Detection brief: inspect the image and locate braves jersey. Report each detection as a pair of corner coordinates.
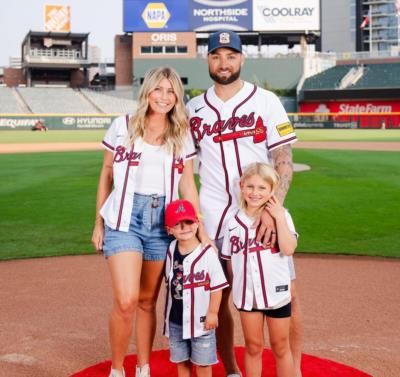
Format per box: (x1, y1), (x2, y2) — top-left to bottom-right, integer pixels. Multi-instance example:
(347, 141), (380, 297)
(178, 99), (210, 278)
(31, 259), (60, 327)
(221, 209), (297, 311)
(187, 82), (297, 240)
(100, 115), (196, 232)
(164, 241), (229, 339)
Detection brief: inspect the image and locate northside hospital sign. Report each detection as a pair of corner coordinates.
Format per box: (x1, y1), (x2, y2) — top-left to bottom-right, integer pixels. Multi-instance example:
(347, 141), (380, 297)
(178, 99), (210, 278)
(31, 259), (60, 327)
(123, 0), (320, 32)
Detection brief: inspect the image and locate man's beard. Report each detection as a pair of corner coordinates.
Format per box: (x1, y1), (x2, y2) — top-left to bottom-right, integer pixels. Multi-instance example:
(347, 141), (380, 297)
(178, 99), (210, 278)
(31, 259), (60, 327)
(209, 68), (241, 85)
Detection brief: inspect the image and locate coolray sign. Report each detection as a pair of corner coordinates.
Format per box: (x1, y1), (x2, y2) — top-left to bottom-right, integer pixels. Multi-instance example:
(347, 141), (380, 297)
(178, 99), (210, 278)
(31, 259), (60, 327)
(189, 0), (252, 31)
(253, 0), (320, 32)
(123, 0), (189, 31)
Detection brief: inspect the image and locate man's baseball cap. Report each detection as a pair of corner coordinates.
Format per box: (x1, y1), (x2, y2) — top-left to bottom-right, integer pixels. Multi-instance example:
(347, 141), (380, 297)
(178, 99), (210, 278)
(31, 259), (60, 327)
(165, 199), (198, 228)
(208, 30), (242, 54)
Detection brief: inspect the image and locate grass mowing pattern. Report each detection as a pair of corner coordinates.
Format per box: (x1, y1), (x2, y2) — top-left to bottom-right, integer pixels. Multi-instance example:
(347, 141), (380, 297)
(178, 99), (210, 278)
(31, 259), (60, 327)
(0, 130), (104, 143)
(1, 129), (400, 144)
(295, 129), (400, 142)
(0, 151), (102, 259)
(0, 150), (399, 260)
(289, 149), (400, 257)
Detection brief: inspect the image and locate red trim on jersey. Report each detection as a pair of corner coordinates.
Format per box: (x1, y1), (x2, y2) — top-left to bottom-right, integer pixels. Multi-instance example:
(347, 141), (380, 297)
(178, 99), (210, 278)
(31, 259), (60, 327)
(163, 246), (173, 335)
(235, 215), (248, 310)
(210, 282), (229, 291)
(102, 140), (115, 151)
(204, 92), (232, 240)
(116, 116), (133, 230)
(232, 84), (257, 177)
(189, 245), (211, 338)
(185, 151), (197, 159)
(256, 249), (269, 308)
(170, 150), (176, 204)
(268, 136), (297, 151)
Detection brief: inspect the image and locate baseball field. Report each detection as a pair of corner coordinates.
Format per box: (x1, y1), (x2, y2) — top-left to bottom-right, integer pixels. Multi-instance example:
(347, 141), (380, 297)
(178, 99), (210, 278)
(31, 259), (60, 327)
(1, 128), (399, 377)
(0, 129), (399, 260)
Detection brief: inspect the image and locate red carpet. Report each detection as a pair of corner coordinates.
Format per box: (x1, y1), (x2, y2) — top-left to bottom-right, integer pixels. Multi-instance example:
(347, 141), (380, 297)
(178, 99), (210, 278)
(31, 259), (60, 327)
(71, 347), (372, 377)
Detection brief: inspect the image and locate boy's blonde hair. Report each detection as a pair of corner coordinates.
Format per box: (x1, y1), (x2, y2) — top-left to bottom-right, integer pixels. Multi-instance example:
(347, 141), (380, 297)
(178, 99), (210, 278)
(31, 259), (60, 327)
(239, 162), (280, 213)
(127, 66), (188, 155)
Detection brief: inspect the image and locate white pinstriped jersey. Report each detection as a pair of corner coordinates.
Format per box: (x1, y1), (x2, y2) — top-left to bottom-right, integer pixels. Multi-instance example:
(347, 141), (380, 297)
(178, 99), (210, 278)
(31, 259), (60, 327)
(100, 115), (196, 232)
(221, 210), (297, 311)
(164, 241), (229, 339)
(187, 82), (297, 240)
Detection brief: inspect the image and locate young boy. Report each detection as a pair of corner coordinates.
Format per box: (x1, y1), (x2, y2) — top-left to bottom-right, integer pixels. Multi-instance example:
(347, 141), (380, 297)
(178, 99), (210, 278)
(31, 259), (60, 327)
(164, 199), (229, 377)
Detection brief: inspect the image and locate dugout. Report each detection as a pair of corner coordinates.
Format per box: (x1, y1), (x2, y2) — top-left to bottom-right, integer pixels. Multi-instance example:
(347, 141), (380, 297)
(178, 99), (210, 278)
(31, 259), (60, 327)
(21, 31), (90, 88)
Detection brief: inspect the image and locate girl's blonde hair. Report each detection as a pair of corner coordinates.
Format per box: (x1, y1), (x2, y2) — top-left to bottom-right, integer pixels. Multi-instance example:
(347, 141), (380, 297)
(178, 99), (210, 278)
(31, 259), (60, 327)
(128, 66), (188, 155)
(239, 162), (280, 213)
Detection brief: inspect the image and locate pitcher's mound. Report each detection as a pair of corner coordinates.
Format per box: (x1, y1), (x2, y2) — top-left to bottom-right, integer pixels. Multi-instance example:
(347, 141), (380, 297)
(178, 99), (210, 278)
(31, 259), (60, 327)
(71, 347), (372, 377)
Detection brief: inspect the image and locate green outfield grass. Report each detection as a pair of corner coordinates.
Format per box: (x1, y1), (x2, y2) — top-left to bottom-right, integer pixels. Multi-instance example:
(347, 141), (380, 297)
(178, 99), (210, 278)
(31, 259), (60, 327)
(0, 149), (399, 260)
(1, 128), (400, 144)
(0, 130), (104, 143)
(295, 129), (400, 142)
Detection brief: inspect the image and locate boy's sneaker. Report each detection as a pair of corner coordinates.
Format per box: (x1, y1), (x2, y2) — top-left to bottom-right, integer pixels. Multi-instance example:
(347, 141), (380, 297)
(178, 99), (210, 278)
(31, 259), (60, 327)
(135, 364), (150, 377)
(109, 368), (125, 377)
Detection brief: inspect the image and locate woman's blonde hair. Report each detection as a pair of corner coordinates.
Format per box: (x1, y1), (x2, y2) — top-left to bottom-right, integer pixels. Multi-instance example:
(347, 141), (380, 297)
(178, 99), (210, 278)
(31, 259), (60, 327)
(128, 66), (188, 155)
(239, 162), (280, 213)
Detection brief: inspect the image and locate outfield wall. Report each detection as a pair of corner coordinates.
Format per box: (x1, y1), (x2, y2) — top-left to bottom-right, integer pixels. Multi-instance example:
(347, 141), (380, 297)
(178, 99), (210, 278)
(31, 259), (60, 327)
(0, 115), (119, 130)
(1, 113), (400, 130)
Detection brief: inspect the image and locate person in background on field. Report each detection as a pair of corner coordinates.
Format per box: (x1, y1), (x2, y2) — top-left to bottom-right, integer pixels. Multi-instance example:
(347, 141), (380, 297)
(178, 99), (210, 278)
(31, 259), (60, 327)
(221, 162), (298, 377)
(186, 30), (303, 377)
(163, 199), (229, 377)
(91, 67), (209, 377)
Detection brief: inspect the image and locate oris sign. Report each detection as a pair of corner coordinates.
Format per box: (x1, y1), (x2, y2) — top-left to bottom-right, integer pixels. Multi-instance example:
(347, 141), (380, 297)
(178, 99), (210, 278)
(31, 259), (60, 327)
(253, 0), (320, 32)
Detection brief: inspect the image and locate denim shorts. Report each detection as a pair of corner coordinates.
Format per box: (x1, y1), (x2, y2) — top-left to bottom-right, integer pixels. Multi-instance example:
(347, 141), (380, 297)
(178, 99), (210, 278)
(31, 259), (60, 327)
(168, 322), (218, 366)
(103, 193), (173, 261)
(215, 238), (296, 280)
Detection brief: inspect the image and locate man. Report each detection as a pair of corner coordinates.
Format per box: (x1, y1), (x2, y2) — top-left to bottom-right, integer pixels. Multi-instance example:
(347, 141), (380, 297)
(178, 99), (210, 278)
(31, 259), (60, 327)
(187, 30), (303, 377)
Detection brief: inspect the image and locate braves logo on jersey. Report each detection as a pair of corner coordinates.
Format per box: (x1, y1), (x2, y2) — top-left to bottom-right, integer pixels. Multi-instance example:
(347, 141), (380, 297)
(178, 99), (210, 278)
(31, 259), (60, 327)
(190, 112), (266, 144)
(230, 235), (279, 254)
(173, 157), (184, 173)
(113, 145), (142, 165)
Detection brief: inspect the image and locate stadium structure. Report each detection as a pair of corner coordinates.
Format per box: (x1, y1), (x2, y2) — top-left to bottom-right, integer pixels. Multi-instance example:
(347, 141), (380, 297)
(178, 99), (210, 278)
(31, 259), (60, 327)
(1, 0), (400, 130)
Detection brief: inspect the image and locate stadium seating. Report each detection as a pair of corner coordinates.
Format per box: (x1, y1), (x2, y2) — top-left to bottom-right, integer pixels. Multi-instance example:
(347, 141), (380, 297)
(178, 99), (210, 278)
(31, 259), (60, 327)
(17, 87), (100, 114)
(82, 89), (137, 114)
(301, 65), (355, 90)
(0, 87), (27, 113)
(353, 63), (400, 89)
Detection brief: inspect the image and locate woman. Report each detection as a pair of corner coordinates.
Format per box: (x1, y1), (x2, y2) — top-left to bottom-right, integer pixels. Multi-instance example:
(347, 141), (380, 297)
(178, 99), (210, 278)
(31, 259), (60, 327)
(91, 67), (206, 377)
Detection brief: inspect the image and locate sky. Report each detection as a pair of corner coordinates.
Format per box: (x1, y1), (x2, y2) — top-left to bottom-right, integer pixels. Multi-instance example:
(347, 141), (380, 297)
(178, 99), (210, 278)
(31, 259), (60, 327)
(0, 0), (122, 66)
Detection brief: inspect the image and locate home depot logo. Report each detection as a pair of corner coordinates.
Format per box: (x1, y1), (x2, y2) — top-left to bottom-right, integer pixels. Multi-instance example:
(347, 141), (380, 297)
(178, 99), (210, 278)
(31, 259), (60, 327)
(142, 2), (170, 28)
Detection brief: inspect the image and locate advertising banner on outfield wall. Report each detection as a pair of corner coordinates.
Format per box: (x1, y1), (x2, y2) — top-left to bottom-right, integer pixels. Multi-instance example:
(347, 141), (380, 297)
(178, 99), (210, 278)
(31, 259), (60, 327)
(189, 0), (252, 31)
(124, 0), (189, 32)
(0, 115), (117, 130)
(253, 0), (320, 32)
(297, 101), (400, 129)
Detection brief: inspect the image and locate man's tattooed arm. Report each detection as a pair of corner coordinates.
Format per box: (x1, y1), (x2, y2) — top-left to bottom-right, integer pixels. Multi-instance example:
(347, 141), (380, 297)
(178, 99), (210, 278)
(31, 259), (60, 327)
(270, 144), (294, 203)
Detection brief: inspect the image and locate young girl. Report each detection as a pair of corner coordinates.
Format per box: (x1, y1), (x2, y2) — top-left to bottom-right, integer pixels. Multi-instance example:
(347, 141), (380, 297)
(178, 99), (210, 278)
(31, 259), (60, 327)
(91, 67), (208, 377)
(221, 162), (298, 377)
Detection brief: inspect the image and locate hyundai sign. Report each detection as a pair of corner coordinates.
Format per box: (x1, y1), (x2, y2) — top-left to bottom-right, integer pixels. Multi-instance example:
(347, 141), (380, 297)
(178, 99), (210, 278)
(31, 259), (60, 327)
(124, 0), (189, 32)
(189, 0), (252, 31)
(253, 0), (320, 32)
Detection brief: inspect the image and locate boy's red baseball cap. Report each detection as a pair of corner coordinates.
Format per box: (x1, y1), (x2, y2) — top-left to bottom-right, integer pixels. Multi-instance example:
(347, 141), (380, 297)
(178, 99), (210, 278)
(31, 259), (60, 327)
(165, 200), (198, 228)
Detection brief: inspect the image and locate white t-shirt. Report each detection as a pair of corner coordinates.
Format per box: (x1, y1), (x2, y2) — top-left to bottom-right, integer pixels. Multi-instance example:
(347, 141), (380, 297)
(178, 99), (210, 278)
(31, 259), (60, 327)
(135, 142), (166, 195)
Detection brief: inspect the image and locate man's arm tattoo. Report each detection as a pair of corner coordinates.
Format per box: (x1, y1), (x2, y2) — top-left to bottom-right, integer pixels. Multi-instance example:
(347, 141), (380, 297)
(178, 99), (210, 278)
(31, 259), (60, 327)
(270, 144), (293, 203)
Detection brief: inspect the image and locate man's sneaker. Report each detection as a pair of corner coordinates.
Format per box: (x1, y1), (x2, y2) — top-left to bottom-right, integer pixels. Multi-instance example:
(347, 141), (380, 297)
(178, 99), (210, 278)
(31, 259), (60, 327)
(135, 364), (150, 377)
(109, 368), (125, 377)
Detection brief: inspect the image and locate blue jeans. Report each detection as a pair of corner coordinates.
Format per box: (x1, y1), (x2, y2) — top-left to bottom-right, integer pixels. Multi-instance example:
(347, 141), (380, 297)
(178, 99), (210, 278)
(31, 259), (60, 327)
(103, 193), (173, 261)
(168, 321), (218, 366)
